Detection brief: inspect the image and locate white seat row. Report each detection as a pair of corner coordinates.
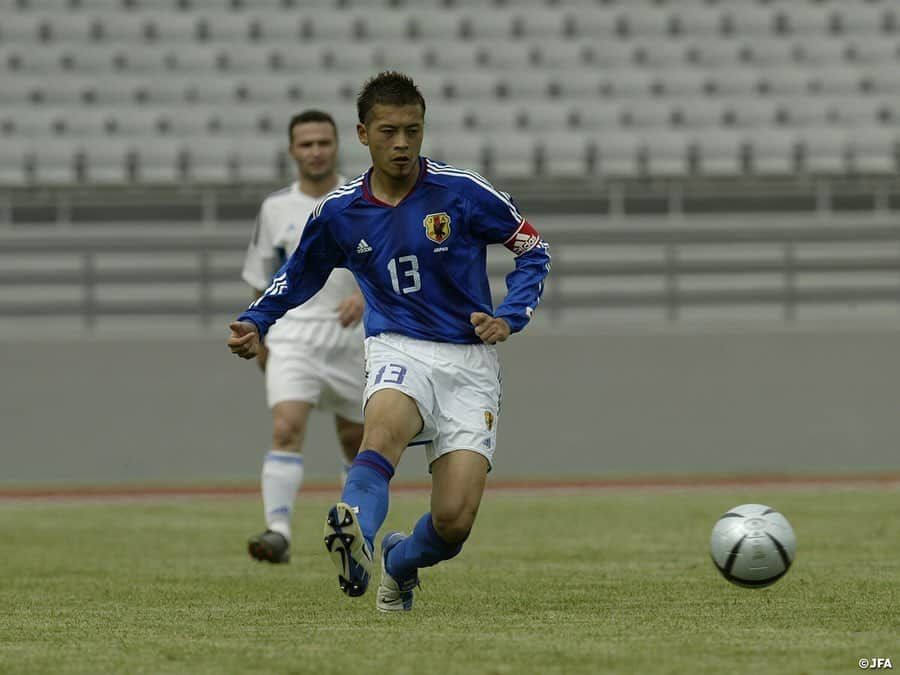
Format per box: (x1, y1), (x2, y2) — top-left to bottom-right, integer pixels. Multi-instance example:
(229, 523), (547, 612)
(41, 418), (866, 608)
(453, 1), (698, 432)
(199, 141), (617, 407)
(1, 129), (897, 188)
(1, 4), (898, 45)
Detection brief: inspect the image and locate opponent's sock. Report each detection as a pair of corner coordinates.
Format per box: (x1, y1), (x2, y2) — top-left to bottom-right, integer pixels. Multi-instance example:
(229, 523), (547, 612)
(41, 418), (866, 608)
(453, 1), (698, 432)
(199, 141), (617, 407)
(340, 449), (394, 551)
(386, 512), (465, 579)
(261, 450), (304, 540)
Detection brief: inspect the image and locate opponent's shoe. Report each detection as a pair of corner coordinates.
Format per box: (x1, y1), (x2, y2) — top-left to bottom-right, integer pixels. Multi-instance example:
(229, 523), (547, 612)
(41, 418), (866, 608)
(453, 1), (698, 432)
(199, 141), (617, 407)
(377, 531), (419, 612)
(323, 502), (372, 597)
(247, 530), (290, 564)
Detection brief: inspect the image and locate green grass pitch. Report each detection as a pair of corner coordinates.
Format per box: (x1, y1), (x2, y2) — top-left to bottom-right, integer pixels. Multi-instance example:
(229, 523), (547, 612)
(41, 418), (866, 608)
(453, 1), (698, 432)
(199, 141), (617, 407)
(1, 486), (897, 675)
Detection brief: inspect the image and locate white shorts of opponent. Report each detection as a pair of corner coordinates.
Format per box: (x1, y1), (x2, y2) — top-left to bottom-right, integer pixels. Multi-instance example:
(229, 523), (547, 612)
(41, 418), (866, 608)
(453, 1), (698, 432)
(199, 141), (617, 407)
(363, 332), (501, 471)
(265, 320), (365, 423)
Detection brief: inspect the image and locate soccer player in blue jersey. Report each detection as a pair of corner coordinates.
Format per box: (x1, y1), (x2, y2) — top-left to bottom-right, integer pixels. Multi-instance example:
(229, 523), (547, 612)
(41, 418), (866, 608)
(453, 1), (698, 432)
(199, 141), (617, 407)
(228, 71), (550, 612)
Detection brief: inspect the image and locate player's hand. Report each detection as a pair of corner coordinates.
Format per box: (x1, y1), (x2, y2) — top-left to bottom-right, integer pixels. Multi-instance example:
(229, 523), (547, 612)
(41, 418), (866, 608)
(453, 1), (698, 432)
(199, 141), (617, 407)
(470, 312), (511, 345)
(337, 292), (365, 327)
(228, 321), (260, 359)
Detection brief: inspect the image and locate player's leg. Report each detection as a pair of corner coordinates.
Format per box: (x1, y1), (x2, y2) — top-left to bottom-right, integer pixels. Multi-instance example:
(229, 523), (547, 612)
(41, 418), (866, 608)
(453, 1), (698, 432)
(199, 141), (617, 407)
(248, 400), (312, 563)
(334, 414), (363, 485)
(377, 450), (488, 611)
(324, 389), (422, 596)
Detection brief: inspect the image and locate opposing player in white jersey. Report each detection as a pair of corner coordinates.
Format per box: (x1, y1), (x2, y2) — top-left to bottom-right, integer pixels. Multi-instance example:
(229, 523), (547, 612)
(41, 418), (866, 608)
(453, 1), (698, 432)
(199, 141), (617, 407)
(241, 110), (365, 564)
(229, 72), (550, 610)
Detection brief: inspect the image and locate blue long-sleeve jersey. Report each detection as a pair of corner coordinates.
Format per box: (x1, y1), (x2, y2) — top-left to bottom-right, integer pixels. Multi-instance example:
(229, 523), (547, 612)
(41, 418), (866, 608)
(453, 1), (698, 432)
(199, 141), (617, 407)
(238, 158), (551, 345)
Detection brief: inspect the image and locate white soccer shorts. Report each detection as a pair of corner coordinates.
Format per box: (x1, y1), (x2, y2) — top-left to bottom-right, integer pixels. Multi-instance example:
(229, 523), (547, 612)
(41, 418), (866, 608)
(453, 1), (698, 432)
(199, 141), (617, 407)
(265, 322), (365, 423)
(363, 332), (501, 470)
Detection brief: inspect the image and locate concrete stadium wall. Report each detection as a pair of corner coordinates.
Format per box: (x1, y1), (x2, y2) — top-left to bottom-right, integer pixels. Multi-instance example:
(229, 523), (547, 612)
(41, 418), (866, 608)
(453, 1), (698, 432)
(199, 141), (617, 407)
(2, 322), (900, 486)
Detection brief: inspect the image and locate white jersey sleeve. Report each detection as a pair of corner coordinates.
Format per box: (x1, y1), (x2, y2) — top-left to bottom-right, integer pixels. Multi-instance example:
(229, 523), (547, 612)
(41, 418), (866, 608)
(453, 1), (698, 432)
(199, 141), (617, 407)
(241, 201), (278, 292)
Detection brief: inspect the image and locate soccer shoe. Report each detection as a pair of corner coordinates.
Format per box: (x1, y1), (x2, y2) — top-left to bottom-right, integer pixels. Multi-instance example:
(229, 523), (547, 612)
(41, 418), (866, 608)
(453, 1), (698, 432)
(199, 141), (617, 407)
(247, 530), (290, 564)
(323, 502), (373, 597)
(377, 531), (419, 612)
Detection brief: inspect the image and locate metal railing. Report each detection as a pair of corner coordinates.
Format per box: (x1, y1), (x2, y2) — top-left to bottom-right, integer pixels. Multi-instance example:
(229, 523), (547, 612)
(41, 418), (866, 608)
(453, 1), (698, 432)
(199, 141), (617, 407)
(2, 214), (900, 328)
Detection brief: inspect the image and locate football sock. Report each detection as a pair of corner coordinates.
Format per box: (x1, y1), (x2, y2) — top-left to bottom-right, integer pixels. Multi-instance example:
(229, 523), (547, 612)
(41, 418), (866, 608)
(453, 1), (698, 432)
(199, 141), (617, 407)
(261, 450), (304, 540)
(340, 460), (353, 487)
(386, 512), (465, 580)
(340, 449), (394, 552)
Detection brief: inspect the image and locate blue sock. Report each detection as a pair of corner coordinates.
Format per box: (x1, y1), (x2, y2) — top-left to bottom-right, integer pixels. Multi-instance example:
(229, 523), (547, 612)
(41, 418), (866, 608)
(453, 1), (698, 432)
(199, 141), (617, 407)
(340, 449), (394, 552)
(386, 512), (465, 579)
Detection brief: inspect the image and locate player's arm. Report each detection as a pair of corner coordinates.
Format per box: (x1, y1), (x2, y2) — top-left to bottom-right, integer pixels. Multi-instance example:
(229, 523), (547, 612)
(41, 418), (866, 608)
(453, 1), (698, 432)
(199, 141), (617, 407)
(229, 216), (346, 358)
(468, 188), (551, 338)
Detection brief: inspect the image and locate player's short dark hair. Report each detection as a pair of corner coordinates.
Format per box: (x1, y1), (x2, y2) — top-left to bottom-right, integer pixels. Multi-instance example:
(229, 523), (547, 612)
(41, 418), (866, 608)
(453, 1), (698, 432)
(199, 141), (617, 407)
(288, 110), (338, 143)
(357, 71), (426, 125)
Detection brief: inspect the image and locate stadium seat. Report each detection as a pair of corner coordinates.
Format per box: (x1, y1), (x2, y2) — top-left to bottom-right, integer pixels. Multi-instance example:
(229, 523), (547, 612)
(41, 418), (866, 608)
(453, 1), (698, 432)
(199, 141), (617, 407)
(867, 65), (900, 95)
(634, 40), (690, 69)
(536, 40), (593, 69)
(430, 136), (486, 175)
(229, 137), (282, 182)
(829, 98), (891, 127)
(799, 127), (849, 175)
(462, 9), (514, 42)
(656, 69), (710, 99)
(31, 138), (81, 185)
(776, 5), (833, 37)
(360, 10), (413, 41)
(339, 138), (372, 178)
(468, 104), (518, 131)
(615, 5), (674, 39)
(0, 12), (46, 44)
(59, 107), (110, 137)
(184, 143), (232, 183)
(106, 107), (167, 136)
(641, 130), (691, 177)
(812, 66), (867, 96)
(132, 138), (186, 183)
(722, 5), (777, 37)
(142, 11), (201, 43)
(778, 98), (830, 128)
(568, 7), (618, 40)
(253, 12), (304, 43)
(538, 130), (592, 178)
(792, 39), (849, 67)
(303, 12), (363, 43)
(166, 44), (225, 73)
(845, 37), (900, 65)
(706, 68), (761, 97)
(574, 101), (624, 130)
(445, 71), (498, 99)
(2, 107), (61, 136)
(498, 70), (554, 100)
(622, 101), (675, 130)
(481, 42), (535, 69)
(513, 9), (569, 41)
(760, 67), (811, 96)
(3, 45), (67, 73)
(220, 44), (276, 73)
(746, 129), (799, 175)
(686, 39), (742, 68)
(407, 9), (463, 41)
(91, 74), (143, 104)
(485, 132), (537, 179)
(831, 4), (889, 36)
(427, 43), (483, 71)
(520, 101), (575, 131)
(92, 12), (147, 42)
(692, 129), (745, 176)
(196, 11), (253, 42)
(674, 99), (726, 130)
(81, 139), (132, 184)
(422, 103), (467, 133)
(847, 127), (898, 175)
(163, 107), (213, 137)
(0, 138), (30, 186)
(323, 43), (382, 71)
(601, 69), (658, 99)
(594, 130), (641, 178)
(673, 6), (726, 38)
(382, 43), (427, 72)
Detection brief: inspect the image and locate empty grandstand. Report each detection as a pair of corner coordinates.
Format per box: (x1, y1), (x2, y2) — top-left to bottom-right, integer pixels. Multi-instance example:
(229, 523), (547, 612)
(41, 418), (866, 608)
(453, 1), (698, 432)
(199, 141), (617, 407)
(2, 0), (899, 328)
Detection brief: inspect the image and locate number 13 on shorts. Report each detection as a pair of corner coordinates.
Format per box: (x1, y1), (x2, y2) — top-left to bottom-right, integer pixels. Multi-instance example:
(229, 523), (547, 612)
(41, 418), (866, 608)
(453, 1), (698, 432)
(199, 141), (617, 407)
(373, 363), (408, 385)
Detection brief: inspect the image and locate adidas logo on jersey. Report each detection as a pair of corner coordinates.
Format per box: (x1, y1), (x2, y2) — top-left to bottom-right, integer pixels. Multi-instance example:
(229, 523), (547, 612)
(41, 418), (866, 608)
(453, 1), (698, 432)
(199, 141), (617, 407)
(356, 239), (373, 254)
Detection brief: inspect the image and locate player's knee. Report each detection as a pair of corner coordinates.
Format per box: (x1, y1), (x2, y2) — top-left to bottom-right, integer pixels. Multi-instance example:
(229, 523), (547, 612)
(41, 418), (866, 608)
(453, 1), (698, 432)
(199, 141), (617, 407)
(431, 506), (475, 544)
(272, 415), (305, 450)
(360, 423), (407, 455)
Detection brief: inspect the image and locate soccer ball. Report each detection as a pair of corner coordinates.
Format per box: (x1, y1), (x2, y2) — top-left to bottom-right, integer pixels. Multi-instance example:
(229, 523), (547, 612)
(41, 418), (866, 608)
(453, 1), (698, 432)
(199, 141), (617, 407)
(709, 503), (796, 588)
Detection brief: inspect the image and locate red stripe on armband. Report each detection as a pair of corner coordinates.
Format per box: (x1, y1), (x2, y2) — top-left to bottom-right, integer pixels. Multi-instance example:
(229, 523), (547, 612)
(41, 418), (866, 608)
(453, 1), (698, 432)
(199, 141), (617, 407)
(503, 220), (541, 256)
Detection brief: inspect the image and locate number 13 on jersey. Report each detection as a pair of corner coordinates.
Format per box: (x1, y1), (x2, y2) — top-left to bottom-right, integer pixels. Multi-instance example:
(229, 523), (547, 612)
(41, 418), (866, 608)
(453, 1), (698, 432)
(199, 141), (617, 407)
(388, 255), (421, 295)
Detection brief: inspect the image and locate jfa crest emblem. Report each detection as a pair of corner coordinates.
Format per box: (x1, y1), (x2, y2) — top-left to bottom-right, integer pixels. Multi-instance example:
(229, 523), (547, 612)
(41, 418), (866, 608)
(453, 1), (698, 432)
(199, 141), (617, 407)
(423, 212), (451, 244)
(484, 411), (494, 431)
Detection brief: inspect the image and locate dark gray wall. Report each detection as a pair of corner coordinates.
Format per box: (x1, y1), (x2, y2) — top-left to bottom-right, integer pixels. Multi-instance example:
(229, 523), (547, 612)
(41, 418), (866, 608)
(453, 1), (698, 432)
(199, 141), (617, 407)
(2, 323), (899, 485)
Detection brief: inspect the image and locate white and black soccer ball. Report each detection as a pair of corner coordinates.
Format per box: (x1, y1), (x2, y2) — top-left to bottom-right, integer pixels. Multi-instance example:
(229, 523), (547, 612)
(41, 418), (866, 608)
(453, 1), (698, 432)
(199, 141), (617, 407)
(709, 503), (796, 588)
